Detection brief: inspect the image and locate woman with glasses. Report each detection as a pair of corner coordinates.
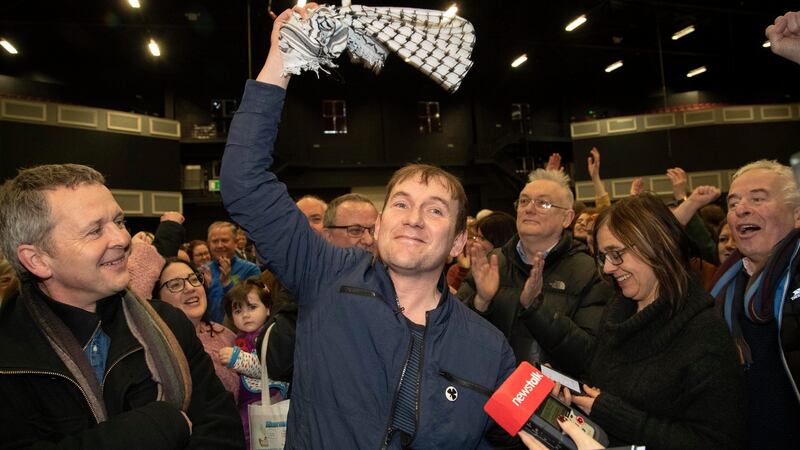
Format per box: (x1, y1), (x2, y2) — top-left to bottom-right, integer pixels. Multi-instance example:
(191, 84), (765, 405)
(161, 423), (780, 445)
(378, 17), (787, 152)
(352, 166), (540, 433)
(520, 193), (744, 449)
(154, 258), (239, 401)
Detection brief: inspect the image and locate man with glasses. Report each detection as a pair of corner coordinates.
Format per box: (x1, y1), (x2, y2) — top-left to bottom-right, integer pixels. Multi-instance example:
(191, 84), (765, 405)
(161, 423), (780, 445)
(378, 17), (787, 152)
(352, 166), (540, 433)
(0, 164), (243, 448)
(459, 169), (609, 365)
(323, 193), (378, 253)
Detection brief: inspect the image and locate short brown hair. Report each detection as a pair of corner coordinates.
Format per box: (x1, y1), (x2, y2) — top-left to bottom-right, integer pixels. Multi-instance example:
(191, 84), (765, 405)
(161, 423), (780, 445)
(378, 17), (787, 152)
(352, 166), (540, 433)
(0, 164), (105, 276)
(383, 164), (468, 235)
(593, 193), (691, 314)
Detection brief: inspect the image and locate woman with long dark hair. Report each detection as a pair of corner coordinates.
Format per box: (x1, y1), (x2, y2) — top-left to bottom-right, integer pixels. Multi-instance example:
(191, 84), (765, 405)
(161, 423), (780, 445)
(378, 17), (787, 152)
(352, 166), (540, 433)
(520, 193), (744, 449)
(155, 258), (239, 401)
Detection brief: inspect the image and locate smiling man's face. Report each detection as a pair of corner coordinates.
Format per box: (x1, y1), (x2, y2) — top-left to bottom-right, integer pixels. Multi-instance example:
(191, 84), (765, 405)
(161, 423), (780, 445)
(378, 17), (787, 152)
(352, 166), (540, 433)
(727, 168), (800, 269)
(375, 175), (465, 277)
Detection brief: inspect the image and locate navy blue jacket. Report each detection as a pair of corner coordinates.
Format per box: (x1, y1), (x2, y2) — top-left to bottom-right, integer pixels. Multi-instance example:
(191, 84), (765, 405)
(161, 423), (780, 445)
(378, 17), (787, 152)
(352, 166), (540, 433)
(221, 80), (515, 449)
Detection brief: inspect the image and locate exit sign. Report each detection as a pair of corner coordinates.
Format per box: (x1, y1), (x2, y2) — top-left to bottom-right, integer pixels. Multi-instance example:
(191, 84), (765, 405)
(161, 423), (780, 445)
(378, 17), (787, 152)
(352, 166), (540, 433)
(208, 179), (221, 192)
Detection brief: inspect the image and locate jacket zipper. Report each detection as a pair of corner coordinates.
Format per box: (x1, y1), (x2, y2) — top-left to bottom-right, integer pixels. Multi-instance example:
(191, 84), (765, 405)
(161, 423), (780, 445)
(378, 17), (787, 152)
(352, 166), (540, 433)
(0, 369), (101, 422)
(82, 321), (102, 352)
(101, 347), (143, 388)
(340, 285), (384, 300)
(379, 327), (414, 449)
(439, 371), (493, 398)
(410, 311), (430, 445)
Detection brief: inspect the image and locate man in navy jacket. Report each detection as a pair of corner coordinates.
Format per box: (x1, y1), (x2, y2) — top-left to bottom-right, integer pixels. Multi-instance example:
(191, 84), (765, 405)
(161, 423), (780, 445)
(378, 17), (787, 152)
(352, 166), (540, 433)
(220, 6), (515, 448)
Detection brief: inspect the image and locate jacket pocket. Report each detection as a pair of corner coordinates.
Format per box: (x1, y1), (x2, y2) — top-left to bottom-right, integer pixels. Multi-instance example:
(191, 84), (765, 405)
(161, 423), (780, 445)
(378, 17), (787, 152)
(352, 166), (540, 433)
(439, 370), (493, 397)
(339, 285), (384, 300)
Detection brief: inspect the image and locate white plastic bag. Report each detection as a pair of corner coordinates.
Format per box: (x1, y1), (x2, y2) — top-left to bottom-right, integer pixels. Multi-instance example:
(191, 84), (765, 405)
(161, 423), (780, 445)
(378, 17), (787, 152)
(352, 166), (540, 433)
(248, 323), (290, 450)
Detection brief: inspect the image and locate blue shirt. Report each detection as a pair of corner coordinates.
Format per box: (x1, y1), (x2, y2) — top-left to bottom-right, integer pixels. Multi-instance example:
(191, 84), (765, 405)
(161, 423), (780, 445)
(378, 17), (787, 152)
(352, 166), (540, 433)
(207, 255), (261, 323)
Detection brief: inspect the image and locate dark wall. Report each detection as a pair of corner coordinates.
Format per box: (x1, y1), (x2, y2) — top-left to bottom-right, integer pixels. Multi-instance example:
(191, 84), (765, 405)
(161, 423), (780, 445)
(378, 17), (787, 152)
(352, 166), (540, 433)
(571, 121), (800, 181)
(0, 121), (180, 190)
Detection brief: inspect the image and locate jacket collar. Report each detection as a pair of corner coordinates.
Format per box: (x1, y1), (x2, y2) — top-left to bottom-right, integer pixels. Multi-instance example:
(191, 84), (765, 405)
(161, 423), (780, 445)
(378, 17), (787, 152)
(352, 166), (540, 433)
(372, 258), (454, 329)
(0, 282), (142, 373)
(505, 231), (580, 272)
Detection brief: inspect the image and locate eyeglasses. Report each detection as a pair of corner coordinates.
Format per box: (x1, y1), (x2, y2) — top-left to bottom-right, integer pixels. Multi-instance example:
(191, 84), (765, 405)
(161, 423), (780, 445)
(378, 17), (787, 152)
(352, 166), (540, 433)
(597, 247), (628, 266)
(515, 198), (568, 211)
(326, 224), (375, 238)
(159, 272), (204, 293)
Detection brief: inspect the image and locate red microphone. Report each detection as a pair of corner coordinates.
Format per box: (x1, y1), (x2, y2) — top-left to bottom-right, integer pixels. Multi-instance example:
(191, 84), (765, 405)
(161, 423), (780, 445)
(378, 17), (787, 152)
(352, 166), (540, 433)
(484, 361), (555, 436)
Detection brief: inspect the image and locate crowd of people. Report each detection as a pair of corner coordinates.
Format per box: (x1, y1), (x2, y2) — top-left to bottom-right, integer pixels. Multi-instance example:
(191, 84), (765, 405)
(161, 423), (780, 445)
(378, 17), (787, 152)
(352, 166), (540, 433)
(0, 5), (799, 450)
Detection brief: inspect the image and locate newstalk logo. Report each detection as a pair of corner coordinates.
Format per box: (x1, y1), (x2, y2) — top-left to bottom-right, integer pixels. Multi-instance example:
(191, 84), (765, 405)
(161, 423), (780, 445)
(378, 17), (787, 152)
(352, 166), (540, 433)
(511, 370), (545, 406)
(483, 362), (556, 435)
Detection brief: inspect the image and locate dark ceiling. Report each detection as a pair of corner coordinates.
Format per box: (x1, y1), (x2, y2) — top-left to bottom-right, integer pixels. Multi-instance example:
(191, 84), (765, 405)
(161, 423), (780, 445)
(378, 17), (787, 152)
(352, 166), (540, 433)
(1, 0), (798, 119)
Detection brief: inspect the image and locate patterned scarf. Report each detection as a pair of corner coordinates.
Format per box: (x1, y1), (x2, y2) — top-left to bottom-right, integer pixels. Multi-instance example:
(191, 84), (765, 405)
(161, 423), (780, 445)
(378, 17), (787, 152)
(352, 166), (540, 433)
(710, 228), (800, 363)
(279, 4), (476, 93)
(25, 285), (192, 422)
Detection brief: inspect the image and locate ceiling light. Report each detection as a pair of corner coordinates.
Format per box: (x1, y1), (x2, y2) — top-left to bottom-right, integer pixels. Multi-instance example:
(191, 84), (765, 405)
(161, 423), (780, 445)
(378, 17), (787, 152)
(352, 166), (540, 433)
(605, 60), (623, 73)
(671, 25), (695, 40)
(511, 54), (527, 68)
(444, 4), (458, 18)
(128, 0), (141, 8)
(763, 40), (771, 48)
(686, 66), (706, 78)
(0, 39), (18, 55)
(565, 15), (587, 32)
(148, 39), (161, 57)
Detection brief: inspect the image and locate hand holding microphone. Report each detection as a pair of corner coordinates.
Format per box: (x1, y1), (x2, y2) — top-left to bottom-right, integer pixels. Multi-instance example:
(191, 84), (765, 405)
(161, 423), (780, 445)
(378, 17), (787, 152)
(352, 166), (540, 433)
(484, 362), (608, 450)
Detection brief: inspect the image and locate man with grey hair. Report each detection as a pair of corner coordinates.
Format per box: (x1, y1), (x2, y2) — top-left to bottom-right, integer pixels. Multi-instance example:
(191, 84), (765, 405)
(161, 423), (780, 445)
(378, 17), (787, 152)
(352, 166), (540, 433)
(322, 193), (378, 253)
(206, 220), (260, 323)
(0, 164), (242, 448)
(296, 195), (327, 234)
(710, 159), (800, 448)
(459, 168), (609, 366)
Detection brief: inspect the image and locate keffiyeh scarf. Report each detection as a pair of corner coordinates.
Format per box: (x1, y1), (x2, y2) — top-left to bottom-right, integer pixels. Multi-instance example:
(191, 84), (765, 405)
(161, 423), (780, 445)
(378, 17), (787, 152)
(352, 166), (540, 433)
(279, 4), (476, 92)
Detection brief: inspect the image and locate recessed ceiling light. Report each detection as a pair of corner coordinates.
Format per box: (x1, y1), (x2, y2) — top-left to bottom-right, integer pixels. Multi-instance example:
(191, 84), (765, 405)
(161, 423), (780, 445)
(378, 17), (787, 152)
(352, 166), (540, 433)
(686, 66), (706, 78)
(565, 14), (587, 32)
(148, 39), (161, 57)
(672, 25), (695, 40)
(128, 0), (141, 8)
(0, 39), (18, 55)
(605, 60), (623, 73)
(511, 54), (527, 68)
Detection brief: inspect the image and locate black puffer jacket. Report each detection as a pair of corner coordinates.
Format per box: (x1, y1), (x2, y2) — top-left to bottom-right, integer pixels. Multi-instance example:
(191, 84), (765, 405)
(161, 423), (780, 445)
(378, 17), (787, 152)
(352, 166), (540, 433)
(0, 283), (243, 450)
(520, 280), (745, 450)
(458, 232), (609, 365)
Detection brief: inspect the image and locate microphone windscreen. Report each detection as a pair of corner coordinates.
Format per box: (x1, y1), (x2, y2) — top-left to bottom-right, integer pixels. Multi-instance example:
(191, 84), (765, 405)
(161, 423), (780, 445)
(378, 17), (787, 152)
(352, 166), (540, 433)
(484, 362), (555, 436)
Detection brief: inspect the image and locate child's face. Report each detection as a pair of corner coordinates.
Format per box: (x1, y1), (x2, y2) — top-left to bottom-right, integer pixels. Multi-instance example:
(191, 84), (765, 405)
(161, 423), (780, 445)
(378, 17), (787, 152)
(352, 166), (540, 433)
(232, 289), (270, 333)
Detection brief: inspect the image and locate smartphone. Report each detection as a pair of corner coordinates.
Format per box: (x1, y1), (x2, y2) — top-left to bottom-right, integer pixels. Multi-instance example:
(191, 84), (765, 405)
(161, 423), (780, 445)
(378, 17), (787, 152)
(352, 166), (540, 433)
(524, 394), (609, 450)
(540, 365), (584, 395)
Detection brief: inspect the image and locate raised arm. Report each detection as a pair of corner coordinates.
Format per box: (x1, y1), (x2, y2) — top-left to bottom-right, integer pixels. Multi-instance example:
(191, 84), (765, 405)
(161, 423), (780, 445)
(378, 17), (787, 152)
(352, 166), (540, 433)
(588, 148), (609, 210)
(220, 3), (341, 303)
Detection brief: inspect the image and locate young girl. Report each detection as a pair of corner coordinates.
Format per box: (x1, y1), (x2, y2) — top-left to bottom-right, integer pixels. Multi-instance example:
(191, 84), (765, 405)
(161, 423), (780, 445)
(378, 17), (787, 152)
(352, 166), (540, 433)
(218, 278), (288, 449)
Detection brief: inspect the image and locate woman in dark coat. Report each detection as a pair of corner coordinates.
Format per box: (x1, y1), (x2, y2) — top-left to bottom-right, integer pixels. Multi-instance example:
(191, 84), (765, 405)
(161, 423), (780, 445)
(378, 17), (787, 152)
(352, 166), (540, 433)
(520, 193), (745, 450)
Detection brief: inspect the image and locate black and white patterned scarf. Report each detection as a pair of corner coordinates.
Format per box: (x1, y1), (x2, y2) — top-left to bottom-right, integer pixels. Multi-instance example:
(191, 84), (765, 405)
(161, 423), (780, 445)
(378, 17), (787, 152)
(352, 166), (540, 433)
(279, 4), (476, 93)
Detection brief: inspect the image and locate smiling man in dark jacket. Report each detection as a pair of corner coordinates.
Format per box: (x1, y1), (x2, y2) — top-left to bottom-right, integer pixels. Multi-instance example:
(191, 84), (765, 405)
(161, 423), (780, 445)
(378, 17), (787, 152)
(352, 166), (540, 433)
(0, 164), (243, 449)
(220, 6), (515, 449)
